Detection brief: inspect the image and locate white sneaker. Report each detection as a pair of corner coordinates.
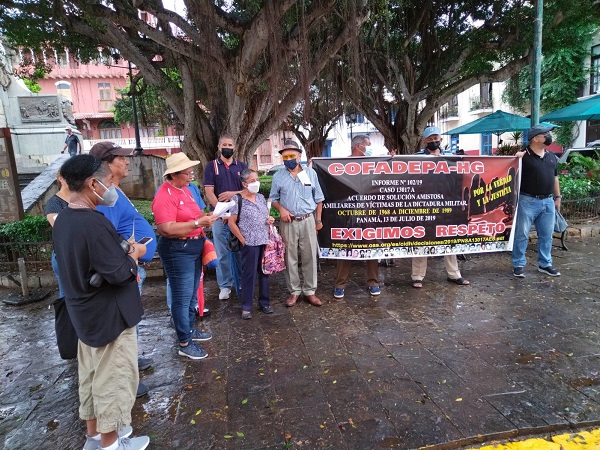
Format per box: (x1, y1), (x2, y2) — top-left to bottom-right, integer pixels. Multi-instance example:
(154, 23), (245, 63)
(102, 436), (150, 450)
(219, 287), (231, 300)
(83, 426), (133, 450)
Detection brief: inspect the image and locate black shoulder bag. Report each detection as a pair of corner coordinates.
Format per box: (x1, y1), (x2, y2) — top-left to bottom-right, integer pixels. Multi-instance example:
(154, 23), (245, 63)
(227, 194), (243, 252)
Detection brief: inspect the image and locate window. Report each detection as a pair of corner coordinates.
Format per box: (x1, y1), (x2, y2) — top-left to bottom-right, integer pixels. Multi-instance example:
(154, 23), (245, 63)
(480, 83), (492, 109)
(98, 83), (112, 101)
(98, 120), (121, 140)
(140, 126), (159, 138)
(481, 133), (492, 156)
(56, 81), (72, 101)
(590, 45), (600, 95)
(259, 152), (272, 165)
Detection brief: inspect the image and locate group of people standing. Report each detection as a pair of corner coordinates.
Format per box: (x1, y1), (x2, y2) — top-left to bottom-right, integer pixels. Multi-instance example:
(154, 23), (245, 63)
(47, 120), (561, 450)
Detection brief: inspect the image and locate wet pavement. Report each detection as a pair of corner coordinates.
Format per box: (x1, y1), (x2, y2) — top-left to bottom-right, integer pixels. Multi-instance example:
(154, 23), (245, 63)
(2, 236), (600, 450)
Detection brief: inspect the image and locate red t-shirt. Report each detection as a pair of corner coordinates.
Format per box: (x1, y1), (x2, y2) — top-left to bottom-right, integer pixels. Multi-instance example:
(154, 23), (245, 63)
(152, 182), (204, 238)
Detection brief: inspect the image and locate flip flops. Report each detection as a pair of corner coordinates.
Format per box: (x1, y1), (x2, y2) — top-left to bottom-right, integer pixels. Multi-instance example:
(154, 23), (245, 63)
(447, 277), (470, 286)
(412, 280), (423, 289)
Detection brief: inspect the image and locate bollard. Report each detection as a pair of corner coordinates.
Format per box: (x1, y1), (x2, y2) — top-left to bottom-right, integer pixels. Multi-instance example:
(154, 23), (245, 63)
(17, 257), (29, 298)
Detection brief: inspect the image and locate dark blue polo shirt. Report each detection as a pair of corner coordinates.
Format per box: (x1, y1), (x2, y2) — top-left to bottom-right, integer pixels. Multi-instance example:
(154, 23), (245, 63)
(203, 158), (247, 209)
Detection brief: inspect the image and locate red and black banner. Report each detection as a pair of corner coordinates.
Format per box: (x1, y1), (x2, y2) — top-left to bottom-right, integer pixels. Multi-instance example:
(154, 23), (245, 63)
(312, 155), (521, 259)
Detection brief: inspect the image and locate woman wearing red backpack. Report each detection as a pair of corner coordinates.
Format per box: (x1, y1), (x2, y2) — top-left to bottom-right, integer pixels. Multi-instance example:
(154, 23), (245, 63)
(228, 169), (275, 319)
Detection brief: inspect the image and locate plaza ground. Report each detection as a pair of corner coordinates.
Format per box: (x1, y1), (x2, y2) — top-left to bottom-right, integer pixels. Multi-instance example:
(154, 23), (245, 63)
(2, 236), (600, 449)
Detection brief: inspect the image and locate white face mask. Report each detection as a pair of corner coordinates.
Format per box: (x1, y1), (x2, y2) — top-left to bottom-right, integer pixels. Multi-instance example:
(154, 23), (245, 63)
(247, 181), (260, 193)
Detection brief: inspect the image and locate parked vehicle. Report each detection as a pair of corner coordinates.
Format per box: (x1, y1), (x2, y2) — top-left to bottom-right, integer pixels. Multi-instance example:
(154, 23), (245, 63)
(265, 164), (285, 175)
(558, 148), (600, 164)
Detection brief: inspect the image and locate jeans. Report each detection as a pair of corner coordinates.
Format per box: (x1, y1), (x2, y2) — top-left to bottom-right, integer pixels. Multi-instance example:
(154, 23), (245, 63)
(212, 219), (241, 290)
(137, 265), (146, 295)
(157, 237), (204, 344)
(240, 244), (269, 312)
(136, 265), (146, 336)
(512, 195), (555, 269)
(51, 251), (64, 298)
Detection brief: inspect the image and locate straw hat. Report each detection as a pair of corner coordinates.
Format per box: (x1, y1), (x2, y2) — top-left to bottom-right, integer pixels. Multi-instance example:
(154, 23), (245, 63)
(163, 152), (200, 176)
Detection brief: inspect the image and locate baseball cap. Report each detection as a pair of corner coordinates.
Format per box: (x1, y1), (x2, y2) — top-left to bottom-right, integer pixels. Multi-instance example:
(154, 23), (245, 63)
(527, 124), (555, 142)
(89, 141), (132, 160)
(423, 126), (441, 138)
(279, 139), (302, 154)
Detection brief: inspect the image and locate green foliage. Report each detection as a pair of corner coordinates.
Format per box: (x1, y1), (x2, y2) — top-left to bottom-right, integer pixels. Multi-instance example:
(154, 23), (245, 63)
(496, 144), (521, 156)
(503, 11), (599, 147)
(0, 215), (52, 242)
(131, 200), (155, 226)
(23, 78), (41, 93)
(258, 175), (272, 199)
(558, 175), (597, 200)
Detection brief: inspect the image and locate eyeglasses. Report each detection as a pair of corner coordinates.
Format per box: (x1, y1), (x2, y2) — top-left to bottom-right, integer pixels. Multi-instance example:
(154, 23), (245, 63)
(179, 171), (195, 177)
(281, 154), (297, 161)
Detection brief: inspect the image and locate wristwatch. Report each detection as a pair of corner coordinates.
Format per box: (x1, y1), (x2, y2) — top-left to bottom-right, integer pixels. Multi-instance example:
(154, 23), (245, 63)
(194, 220), (199, 228)
(316, 220), (322, 224)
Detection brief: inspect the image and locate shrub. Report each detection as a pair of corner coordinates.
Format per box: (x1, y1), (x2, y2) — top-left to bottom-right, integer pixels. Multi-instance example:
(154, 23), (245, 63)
(558, 175), (597, 200)
(0, 215), (52, 242)
(131, 199), (155, 225)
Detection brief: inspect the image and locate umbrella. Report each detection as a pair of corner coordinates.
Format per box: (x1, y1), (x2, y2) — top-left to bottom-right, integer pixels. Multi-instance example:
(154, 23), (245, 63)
(540, 94), (600, 122)
(444, 110), (557, 137)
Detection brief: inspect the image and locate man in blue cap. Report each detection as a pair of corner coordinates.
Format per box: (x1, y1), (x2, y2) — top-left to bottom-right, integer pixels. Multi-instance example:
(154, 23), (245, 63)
(512, 125), (562, 278)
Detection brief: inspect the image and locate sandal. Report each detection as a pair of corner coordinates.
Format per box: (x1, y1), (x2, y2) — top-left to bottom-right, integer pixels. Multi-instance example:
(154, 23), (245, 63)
(447, 277), (470, 286)
(412, 280), (423, 289)
(241, 311), (252, 320)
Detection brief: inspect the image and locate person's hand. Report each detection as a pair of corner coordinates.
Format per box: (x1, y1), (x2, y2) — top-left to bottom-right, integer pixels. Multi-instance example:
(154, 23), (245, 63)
(130, 243), (147, 260)
(266, 216), (275, 225)
(279, 208), (292, 223)
(315, 220), (323, 231)
(515, 151), (525, 158)
(61, 150), (65, 154)
(554, 198), (561, 211)
(199, 215), (220, 227)
(240, 236), (246, 247)
(217, 191), (237, 202)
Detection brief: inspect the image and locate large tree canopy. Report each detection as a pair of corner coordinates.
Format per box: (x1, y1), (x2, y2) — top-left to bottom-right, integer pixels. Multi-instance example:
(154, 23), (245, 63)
(0, 0), (369, 165)
(345, 0), (600, 154)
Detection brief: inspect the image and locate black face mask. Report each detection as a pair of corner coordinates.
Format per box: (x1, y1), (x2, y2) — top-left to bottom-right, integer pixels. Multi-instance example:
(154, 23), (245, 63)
(543, 134), (553, 146)
(221, 148), (234, 159)
(426, 141), (441, 152)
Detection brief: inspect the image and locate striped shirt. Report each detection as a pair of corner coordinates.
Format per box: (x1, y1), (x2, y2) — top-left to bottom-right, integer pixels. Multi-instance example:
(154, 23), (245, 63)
(269, 166), (324, 216)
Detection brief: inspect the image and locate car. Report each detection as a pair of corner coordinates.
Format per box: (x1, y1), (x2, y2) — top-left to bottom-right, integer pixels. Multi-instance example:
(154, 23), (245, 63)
(265, 164), (285, 175)
(558, 148), (600, 164)
(586, 140), (600, 148)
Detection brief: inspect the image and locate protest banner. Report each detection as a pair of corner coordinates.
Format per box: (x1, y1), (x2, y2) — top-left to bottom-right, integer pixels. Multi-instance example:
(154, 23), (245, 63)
(311, 155), (521, 259)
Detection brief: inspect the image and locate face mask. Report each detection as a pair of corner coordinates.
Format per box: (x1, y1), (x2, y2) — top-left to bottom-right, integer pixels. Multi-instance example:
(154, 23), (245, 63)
(93, 180), (118, 207)
(284, 159), (298, 170)
(221, 148), (234, 159)
(543, 134), (553, 146)
(247, 181), (260, 193)
(364, 148), (373, 157)
(426, 141), (441, 152)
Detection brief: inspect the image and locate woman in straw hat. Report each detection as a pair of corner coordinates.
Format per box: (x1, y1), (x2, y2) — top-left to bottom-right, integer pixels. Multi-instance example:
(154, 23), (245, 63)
(152, 153), (219, 360)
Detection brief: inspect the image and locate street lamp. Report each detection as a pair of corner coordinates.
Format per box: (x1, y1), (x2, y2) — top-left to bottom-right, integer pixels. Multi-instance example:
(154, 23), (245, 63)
(346, 111), (358, 140)
(128, 61), (143, 155)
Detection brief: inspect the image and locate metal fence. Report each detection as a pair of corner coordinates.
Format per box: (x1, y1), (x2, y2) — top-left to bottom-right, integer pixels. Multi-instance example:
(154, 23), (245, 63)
(561, 196), (600, 223)
(0, 241), (53, 272)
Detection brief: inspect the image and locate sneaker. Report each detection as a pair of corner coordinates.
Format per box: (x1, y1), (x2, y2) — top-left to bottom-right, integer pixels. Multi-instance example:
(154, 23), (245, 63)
(333, 288), (345, 299)
(369, 286), (381, 296)
(513, 267), (525, 278)
(111, 436), (150, 450)
(219, 287), (231, 300)
(83, 426), (133, 450)
(178, 342), (208, 360)
(137, 357), (153, 371)
(136, 382), (149, 398)
(538, 266), (560, 277)
(190, 329), (212, 341)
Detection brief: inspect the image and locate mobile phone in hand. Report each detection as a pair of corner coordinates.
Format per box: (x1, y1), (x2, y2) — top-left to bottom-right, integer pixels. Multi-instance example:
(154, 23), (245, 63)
(137, 237), (153, 245)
